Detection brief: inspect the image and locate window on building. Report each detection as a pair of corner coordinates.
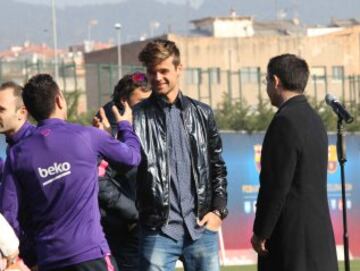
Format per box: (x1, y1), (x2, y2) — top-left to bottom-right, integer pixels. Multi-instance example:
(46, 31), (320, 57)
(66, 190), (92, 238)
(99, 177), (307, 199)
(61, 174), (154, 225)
(185, 68), (201, 85)
(240, 67), (259, 83)
(332, 66), (344, 81)
(209, 68), (221, 84)
(311, 66), (326, 83)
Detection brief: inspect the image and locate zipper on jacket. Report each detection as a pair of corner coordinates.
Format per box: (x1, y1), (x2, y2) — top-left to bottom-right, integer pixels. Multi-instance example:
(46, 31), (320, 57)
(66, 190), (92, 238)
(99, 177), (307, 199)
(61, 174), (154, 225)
(183, 110), (201, 220)
(189, 135), (200, 220)
(164, 109), (171, 226)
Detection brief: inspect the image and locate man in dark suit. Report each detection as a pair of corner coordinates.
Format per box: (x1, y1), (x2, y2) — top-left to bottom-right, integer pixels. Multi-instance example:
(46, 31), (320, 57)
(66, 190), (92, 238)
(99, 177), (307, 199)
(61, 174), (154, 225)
(251, 54), (338, 271)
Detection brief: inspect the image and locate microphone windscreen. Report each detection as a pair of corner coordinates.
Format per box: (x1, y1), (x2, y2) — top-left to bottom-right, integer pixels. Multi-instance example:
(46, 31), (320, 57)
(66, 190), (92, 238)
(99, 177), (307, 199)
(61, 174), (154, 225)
(325, 94), (336, 105)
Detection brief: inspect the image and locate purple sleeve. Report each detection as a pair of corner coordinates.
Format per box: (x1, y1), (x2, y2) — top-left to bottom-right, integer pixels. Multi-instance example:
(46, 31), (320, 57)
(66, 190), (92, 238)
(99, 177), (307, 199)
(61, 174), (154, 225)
(0, 156), (21, 236)
(93, 121), (141, 167)
(0, 158), (4, 180)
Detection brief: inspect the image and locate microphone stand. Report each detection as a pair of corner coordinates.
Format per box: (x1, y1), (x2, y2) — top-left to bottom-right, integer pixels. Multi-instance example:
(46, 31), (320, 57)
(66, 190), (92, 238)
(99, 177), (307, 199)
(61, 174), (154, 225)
(336, 117), (351, 271)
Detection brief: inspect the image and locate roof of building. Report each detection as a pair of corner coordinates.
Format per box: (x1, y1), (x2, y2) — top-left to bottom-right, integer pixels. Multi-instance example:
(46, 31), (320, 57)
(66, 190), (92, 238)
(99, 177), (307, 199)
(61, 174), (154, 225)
(0, 42), (62, 61)
(329, 18), (360, 27)
(253, 19), (306, 36)
(191, 15), (253, 25)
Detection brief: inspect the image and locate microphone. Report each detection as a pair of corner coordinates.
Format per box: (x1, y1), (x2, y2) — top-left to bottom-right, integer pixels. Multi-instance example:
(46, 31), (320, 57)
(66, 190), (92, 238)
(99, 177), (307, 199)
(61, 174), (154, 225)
(325, 94), (354, 123)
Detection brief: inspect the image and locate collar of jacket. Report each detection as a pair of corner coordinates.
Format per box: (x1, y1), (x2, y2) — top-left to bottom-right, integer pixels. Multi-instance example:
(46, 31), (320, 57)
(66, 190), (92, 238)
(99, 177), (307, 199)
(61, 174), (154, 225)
(150, 91), (189, 111)
(277, 94), (307, 113)
(5, 120), (33, 146)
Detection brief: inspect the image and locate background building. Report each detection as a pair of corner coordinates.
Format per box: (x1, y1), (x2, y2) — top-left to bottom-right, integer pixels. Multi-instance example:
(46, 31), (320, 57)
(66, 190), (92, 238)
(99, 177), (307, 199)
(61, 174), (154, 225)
(84, 13), (360, 112)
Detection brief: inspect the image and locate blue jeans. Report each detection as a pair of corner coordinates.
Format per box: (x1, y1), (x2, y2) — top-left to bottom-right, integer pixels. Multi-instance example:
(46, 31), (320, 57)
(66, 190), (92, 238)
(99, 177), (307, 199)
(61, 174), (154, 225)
(140, 228), (220, 271)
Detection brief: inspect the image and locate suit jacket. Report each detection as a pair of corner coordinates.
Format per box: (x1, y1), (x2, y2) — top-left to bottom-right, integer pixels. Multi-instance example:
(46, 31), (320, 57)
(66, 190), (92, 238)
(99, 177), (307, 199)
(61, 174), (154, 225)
(253, 95), (338, 271)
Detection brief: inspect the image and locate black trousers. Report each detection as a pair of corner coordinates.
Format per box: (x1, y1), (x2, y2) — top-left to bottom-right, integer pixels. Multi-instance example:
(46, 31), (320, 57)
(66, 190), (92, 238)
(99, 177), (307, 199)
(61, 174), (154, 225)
(105, 224), (140, 271)
(47, 255), (118, 271)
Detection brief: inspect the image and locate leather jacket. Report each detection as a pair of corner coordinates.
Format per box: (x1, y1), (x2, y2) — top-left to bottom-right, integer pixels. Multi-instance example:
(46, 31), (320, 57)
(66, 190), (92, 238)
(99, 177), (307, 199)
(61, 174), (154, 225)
(133, 92), (228, 228)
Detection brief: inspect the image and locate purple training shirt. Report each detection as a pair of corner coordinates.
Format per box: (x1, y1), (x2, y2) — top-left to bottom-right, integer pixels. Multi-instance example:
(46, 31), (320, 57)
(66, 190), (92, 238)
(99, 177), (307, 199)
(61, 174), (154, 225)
(0, 121), (35, 179)
(0, 118), (141, 270)
(6, 121), (35, 149)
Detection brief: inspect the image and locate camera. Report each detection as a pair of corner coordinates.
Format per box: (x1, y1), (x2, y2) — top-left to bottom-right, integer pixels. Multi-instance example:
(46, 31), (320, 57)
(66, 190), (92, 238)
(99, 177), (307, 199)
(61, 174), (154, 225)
(96, 101), (125, 137)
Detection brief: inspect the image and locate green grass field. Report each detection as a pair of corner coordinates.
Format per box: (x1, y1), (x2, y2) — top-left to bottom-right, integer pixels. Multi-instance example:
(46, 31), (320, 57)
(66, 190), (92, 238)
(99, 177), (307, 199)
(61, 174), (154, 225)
(176, 260), (360, 270)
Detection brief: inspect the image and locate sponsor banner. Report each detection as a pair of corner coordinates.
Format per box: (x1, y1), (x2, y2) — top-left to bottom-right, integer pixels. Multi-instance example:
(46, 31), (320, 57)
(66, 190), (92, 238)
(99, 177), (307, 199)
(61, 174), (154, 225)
(220, 132), (360, 264)
(1, 133), (359, 264)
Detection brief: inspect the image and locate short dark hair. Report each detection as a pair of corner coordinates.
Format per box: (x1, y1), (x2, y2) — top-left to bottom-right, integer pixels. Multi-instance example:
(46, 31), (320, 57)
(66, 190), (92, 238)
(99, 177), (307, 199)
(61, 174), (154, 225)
(138, 39), (180, 68)
(23, 74), (60, 121)
(0, 81), (23, 109)
(112, 72), (150, 103)
(267, 54), (309, 93)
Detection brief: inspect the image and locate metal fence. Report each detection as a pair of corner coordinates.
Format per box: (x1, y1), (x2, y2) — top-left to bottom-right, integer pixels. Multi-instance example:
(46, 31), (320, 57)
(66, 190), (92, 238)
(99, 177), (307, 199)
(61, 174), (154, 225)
(85, 64), (360, 111)
(0, 61), (80, 92)
(1, 61), (359, 112)
(84, 63), (145, 110)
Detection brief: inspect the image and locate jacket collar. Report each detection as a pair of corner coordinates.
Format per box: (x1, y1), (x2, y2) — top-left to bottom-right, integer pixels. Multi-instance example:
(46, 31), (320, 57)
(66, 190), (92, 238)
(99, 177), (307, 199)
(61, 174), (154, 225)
(6, 121), (34, 146)
(151, 91), (187, 111)
(38, 118), (66, 127)
(277, 94), (306, 113)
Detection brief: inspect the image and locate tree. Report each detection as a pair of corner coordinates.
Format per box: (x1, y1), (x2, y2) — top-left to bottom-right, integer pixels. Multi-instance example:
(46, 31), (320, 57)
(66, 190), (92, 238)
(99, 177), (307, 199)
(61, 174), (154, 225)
(215, 94), (275, 133)
(246, 95), (275, 133)
(215, 94), (252, 131)
(308, 97), (360, 132)
(64, 89), (95, 125)
(214, 94), (360, 133)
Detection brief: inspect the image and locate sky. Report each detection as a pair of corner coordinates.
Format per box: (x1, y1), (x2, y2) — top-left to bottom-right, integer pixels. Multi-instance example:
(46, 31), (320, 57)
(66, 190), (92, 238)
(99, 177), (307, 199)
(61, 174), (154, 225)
(16, 0), (202, 7)
(8, 0), (360, 48)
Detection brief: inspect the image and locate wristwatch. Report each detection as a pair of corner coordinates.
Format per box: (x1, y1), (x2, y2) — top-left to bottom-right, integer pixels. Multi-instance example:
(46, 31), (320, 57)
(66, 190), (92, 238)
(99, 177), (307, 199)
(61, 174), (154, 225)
(212, 208), (228, 220)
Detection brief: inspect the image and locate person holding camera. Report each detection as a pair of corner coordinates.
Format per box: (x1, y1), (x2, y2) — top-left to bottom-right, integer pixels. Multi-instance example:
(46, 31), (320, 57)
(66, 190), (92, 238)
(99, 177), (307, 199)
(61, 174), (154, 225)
(93, 72), (151, 271)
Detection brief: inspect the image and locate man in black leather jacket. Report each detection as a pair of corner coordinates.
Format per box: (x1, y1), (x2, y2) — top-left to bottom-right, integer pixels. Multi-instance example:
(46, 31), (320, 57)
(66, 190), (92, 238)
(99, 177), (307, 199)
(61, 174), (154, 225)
(134, 39), (228, 271)
(96, 73), (151, 271)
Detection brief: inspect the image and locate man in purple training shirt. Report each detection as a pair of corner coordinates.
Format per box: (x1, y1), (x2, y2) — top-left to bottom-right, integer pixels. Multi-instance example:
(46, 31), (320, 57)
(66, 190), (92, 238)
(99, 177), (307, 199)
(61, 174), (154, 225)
(0, 74), (141, 271)
(0, 81), (36, 268)
(0, 158), (3, 176)
(0, 81), (35, 171)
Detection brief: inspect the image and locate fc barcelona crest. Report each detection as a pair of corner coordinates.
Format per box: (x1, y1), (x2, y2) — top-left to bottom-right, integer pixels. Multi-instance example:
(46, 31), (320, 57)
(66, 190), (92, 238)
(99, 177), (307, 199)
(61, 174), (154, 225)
(254, 144), (262, 172)
(328, 145), (338, 173)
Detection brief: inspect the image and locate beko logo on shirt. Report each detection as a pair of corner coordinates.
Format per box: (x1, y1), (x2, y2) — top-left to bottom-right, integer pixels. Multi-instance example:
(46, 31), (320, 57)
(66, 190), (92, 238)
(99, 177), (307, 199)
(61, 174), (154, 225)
(38, 162), (71, 186)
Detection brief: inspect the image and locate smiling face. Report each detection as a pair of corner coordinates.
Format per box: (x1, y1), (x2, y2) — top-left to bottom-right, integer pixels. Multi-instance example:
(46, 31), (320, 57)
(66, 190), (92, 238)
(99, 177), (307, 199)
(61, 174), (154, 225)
(147, 56), (182, 102)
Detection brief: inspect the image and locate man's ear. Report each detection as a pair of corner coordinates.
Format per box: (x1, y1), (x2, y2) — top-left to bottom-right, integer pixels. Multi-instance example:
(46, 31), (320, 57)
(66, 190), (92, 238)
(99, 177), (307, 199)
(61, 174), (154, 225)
(55, 94), (65, 109)
(16, 105), (27, 120)
(273, 75), (282, 89)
